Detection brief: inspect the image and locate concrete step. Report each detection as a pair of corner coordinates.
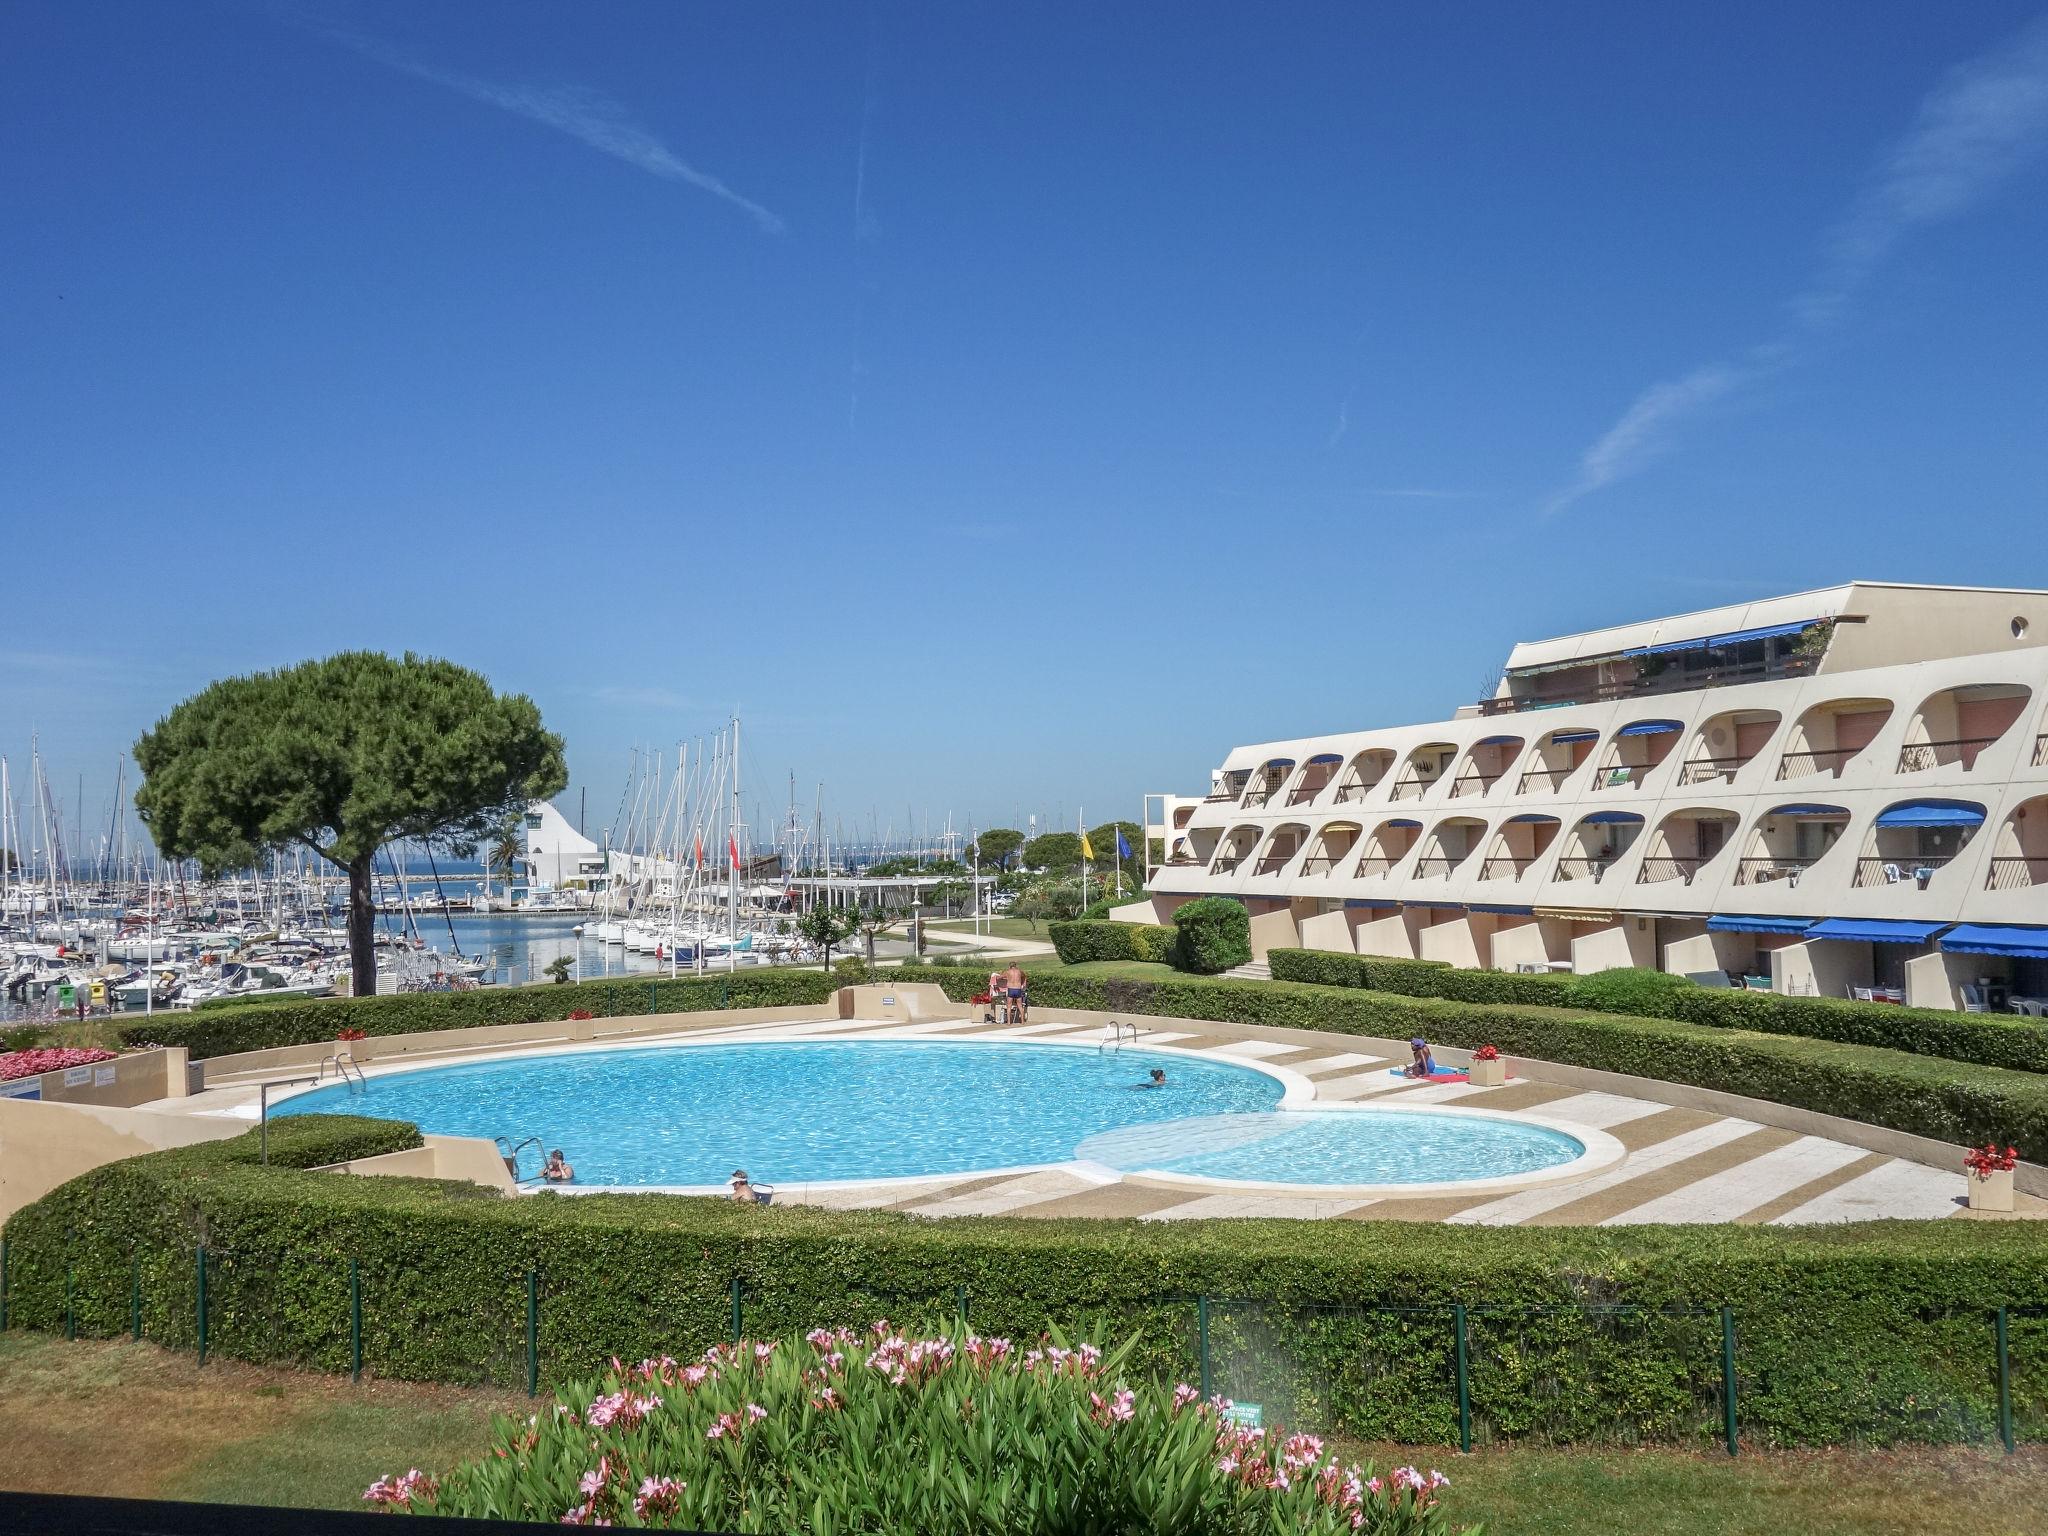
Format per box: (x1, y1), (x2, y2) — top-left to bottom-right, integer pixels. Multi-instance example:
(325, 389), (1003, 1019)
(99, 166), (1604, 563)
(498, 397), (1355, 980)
(1222, 961), (1272, 981)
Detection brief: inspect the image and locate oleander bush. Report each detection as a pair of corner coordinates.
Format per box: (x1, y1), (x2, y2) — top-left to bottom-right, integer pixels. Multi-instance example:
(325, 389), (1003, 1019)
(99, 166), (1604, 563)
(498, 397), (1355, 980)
(119, 971), (840, 1060)
(1171, 898), (1252, 975)
(1048, 920), (1180, 966)
(8, 1117), (2048, 1447)
(889, 964), (2048, 1157)
(371, 1329), (1464, 1532)
(1266, 951), (2048, 1075)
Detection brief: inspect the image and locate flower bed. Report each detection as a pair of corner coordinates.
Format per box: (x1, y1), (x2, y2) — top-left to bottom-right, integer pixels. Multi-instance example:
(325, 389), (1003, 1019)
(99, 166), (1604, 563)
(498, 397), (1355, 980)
(370, 1325), (1461, 1532)
(0, 1047), (117, 1083)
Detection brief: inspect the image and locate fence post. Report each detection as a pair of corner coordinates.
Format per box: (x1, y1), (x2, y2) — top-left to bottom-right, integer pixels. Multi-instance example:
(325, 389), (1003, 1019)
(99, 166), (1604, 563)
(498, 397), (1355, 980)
(196, 1247), (209, 1366)
(730, 1276), (744, 1344)
(526, 1270), (539, 1398)
(131, 1257), (141, 1341)
(1719, 1306), (1737, 1457)
(1197, 1295), (1212, 1401)
(350, 1259), (363, 1384)
(956, 1285), (970, 1326)
(64, 1263), (74, 1341)
(1453, 1303), (1472, 1454)
(648, 983), (656, 1014)
(1997, 1306), (2014, 1455)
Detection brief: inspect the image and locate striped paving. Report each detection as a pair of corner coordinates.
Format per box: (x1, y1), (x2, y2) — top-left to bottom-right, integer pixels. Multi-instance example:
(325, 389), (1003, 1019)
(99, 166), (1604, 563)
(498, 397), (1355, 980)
(1769, 1158), (1965, 1224)
(1444, 1118), (1765, 1226)
(1602, 1135), (1875, 1225)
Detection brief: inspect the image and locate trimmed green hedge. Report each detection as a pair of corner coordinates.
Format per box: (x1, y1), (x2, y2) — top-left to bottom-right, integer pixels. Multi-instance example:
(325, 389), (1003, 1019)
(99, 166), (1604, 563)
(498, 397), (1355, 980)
(6, 1117), (2047, 1447)
(1048, 919), (1179, 965)
(121, 971), (841, 1060)
(1172, 896), (1252, 974)
(1266, 951), (2048, 1075)
(889, 964), (2048, 1158)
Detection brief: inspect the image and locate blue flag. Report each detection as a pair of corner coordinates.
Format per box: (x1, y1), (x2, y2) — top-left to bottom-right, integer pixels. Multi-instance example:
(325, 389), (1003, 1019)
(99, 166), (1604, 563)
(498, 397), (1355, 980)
(1115, 830), (1133, 861)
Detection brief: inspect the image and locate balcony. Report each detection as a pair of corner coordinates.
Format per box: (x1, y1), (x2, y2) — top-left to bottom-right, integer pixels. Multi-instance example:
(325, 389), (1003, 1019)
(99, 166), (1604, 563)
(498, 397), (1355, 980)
(1253, 851), (1295, 875)
(1411, 857), (1460, 877)
(1517, 764), (1575, 793)
(1388, 779), (1430, 802)
(1354, 854), (1395, 877)
(1776, 746), (1866, 781)
(1298, 853), (1337, 875)
(1987, 856), (2046, 891)
(1897, 737), (1999, 774)
(1213, 852), (1247, 875)
(1852, 855), (1956, 890)
(1678, 756), (1744, 786)
(1447, 774), (1498, 799)
(2035, 734), (2048, 768)
(1478, 856), (1525, 881)
(1733, 856), (1814, 887)
(1553, 856), (1615, 884)
(1636, 856), (1702, 886)
(1479, 653), (1818, 716)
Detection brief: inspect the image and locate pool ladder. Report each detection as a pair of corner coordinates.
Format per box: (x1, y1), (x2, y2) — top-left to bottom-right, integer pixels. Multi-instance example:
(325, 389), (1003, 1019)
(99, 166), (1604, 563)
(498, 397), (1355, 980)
(318, 1052), (365, 1090)
(495, 1135), (550, 1185)
(1099, 1019), (1141, 1054)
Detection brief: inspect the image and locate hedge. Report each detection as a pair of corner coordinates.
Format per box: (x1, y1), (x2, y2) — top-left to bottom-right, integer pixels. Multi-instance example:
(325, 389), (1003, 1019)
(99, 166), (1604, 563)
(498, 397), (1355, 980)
(1266, 950), (2048, 1076)
(1171, 896), (1252, 974)
(6, 1116), (2048, 1447)
(1048, 919), (1179, 965)
(889, 965), (2048, 1159)
(120, 971), (841, 1060)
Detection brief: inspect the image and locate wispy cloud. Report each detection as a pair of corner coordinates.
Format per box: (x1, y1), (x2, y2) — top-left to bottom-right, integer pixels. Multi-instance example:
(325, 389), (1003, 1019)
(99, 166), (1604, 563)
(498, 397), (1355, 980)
(327, 30), (784, 233)
(1545, 15), (2048, 516)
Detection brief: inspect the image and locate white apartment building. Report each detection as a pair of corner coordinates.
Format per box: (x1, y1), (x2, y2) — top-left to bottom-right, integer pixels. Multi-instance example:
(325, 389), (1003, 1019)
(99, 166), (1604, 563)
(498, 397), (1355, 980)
(1133, 583), (2048, 1012)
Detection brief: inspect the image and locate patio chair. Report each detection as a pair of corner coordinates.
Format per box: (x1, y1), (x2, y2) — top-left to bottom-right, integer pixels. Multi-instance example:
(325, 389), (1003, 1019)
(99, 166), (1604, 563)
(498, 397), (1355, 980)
(1851, 986), (1873, 1003)
(1960, 985), (1988, 1014)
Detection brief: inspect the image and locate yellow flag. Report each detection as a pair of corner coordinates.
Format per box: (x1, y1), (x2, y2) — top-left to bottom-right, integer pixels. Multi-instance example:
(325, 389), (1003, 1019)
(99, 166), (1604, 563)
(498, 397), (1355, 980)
(1079, 831), (1096, 861)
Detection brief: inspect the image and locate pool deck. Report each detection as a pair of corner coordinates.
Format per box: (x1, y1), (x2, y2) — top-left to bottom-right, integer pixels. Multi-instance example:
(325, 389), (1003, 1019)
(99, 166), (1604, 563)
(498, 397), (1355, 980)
(152, 1004), (2047, 1225)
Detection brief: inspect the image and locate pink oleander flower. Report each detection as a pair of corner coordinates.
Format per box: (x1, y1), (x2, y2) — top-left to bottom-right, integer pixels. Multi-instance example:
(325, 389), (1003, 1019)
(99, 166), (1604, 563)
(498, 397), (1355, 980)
(578, 1456), (612, 1497)
(1214, 1455), (1240, 1477)
(1280, 1432), (1325, 1469)
(811, 1385), (840, 1411)
(753, 1342), (776, 1362)
(363, 1468), (437, 1508)
(634, 1476), (685, 1518)
(1108, 1388), (1134, 1422)
(683, 1363), (710, 1388)
(560, 1499), (611, 1526)
(746, 1402), (767, 1422)
(806, 1328), (837, 1350)
(1429, 1469), (1451, 1490)
(1171, 1382), (1202, 1412)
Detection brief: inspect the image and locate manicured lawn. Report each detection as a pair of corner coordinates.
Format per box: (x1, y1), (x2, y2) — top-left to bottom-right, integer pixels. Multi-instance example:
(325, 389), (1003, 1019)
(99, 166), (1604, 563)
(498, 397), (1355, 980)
(4, 1332), (2046, 1532)
(926, 916), (1057, 942)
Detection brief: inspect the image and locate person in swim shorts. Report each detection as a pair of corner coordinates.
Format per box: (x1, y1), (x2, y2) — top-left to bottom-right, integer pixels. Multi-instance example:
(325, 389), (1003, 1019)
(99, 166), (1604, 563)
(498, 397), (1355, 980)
(1003, 962), (1027, 1022)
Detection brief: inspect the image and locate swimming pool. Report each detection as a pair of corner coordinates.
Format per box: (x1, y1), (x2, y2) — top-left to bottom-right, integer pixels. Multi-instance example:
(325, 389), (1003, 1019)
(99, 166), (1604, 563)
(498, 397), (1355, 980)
(274, 1038), (1592, 1191)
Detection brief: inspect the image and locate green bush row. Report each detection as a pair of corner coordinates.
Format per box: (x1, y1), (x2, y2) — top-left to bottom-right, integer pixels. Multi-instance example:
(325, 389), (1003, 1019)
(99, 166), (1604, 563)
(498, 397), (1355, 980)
(121, 971), (841, 1060)
(1048, 919), (1180, 965)
(6, 1116), (2046, 1447)
(890, 964), (2048, 1157)
(1266, 950), (2048, 1075)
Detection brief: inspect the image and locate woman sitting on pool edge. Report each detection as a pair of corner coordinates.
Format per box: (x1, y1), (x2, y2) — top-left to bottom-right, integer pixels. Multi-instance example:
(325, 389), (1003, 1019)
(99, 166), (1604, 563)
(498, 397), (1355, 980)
(1403, 1038), (1437, 1079)
(729, 1169), (774, 1205)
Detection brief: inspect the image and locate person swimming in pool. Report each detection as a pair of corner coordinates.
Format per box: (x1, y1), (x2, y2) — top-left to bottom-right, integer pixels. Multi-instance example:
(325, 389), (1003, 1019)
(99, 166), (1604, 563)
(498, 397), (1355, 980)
(542, 1149), (574, 1183)
(1404, 1038), (1437, 1079)
(1131, 1067), (1168, 1089)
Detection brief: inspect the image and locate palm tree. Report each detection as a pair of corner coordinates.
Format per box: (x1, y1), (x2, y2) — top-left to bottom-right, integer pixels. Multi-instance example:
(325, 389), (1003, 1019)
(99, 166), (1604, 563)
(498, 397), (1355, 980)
(490, 823), (524, 897)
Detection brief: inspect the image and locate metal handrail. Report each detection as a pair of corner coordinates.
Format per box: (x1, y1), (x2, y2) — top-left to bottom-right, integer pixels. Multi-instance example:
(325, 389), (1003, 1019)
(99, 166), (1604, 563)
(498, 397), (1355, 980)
(2035, 733), (2048, 768)
(1447, 773), (1500, 798)
(1774, 746), (1860, 780)
(1678, 757), (1747, 785)
(1636, 856), (1700, 885)
(1517, 765), (1574, 792)
(1853, 854), (1955, 889)
(1477, 857), (1524, 881)
(1733, 856), (1813, 886)
(1212, 853), (1247, 874)
(1897, 737), (1998, 773)
(1353, 854), (1394, 877)
(1553, 856), (1614, 883)
(1388, 779), (1430, 801)
(1987, 856), (2046, 891)
(1252, 851), (1297, 875)
(1476, 654), (1820, 715)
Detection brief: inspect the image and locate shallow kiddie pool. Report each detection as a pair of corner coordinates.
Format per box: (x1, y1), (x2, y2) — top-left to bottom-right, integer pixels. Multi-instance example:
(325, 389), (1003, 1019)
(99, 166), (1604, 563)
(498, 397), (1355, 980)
(274, 1038), (1590, 1191)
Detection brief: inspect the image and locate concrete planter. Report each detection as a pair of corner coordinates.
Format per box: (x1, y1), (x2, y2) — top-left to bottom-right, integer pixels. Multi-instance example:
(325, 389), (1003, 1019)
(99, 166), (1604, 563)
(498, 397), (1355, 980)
(1968, 1167), (2015, 1213)
(1468, 1057), (1507, 1087)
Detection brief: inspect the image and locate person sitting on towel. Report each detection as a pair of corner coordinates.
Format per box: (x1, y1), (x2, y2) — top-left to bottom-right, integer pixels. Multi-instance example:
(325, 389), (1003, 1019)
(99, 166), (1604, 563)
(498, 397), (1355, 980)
(1404, 1038), (1437, 1079)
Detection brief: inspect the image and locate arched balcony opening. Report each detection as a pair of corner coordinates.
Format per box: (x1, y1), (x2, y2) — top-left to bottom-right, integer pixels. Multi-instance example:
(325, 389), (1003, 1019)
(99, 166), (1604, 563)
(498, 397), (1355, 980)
(1987, 796), (2048, 891)
(1449, 735), (1524, 799)
(1253, 822), (1311, 876)
(1896, 684), (2032, 773)
(1286, 753), (1345, 807)
(1171, 805), (1196, 830)
(1734, 803), (1850, 889)
(1554, 811), (1643, 884)
(1590, 719), (1683, 792)
(1639, 808), (1739, 886)
(1516, 727), (1600, 794)
(1852, 799), (1986, 890)
(1241, 757), (1297, 809)
(1775, 698), (1893, 781)
(1389, 742), (1458, 802)
(1479, 814), (1559, 881)
(1678, 709), (1781, 787)
(1299, 821), (1363, 876)
(1354, 818), (1423, 877)
(1414, 816), (1487, 878)
(1211, 825), (1261, 876)
(1206, 767), (1252, 804)
(1332, 748), (1395, 804)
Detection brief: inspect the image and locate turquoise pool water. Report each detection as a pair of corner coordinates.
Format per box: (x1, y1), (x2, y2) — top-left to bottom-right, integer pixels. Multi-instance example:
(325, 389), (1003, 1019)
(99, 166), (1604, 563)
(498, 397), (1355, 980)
(275, 1039), (1583, 1188)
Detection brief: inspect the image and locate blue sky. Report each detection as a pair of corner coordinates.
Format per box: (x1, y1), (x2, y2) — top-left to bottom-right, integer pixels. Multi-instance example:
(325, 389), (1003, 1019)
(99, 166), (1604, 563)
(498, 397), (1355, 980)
(5, 2), (2047, 854)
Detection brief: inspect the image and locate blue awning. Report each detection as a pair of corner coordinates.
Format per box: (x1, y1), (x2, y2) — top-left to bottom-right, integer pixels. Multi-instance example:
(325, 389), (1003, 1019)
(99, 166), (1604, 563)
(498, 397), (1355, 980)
(1806, 917), (1948, 945)
(1505, 813), (1560, 824)
(1624, 619), (1820, 658)
(1305, 752), (1341, 764)
(1385, 818), (1422, 829)
(1581, 811), (1644, 825)
(1619, 719), (1683, 737)
(1941, 924), (2048, 960)
(1707, 914), (1813, 935)
(1475, 735), (1520, 746)
(1548, 729), (1599, 745)
(1469, 903), (1535, 915)
(1768, 803), (1849, 818)
(1260, 758), (1295, 769)
(1874, 800), (1985, 830)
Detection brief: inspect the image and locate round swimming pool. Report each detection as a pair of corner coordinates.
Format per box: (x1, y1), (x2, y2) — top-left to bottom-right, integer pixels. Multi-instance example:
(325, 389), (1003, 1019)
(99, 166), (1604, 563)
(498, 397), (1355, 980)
(274, 1038), (1589, 1190)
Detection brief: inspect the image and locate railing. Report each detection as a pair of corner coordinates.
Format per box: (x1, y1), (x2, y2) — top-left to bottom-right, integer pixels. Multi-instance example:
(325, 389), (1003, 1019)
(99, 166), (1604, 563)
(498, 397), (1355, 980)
(1636, 856), (1701, 885)
(1241, 785), (1280, 809)
(1478, 653), (1820, 715)
(1331, 781), (1378, 803)
(1774, 746), (1860, 780)
(1202, 791), (1239, 803)
(1897, 737), (1998, 773)
(1252, 850), (1298, 875)
(1212, 853), (1247, 875)
(1353, 854), (1394, 877)
(2035, 733), (2048, 768)
(1411, 857), (1462, 877)
(1388, 779), (1430, 801)
(1678, 756), (1746, 786)
(1733, 856), (1813, 887)
(1853, 855), (1956, 889)
(1477, 857), (1525, 881)
(1517, 764), (1575, 793)
(1985, 856), (2045, 891)
(1589, 764), (1640, 791)
(1286, 780), (1331, 806)
(1161, 855), (1200, 867)
(1298, 853), (1341, 876)
(1447, 774), (1499, 798)
(1553, 856), (1614, 883)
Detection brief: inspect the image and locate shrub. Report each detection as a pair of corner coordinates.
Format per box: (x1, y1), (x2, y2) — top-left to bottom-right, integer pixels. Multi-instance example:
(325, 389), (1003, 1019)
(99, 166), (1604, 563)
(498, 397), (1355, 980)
(0, 1046), (117, 1083)
(832, 956), (871, 985)
(10, 1117), (2048, 1447)
(1172, 897), (1252, 974)
(119, 971), (840, 1060)
(380, 1328), (1462, 1532)
(1266, 950), (2048, 1075)
(1079, 890), (1151, 921)
(1048, 920), (1179, 966)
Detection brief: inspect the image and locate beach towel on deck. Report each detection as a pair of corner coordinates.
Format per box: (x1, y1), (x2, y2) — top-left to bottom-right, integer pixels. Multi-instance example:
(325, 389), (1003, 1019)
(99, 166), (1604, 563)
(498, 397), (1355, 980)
(1386, 1065), (1469, 1083)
